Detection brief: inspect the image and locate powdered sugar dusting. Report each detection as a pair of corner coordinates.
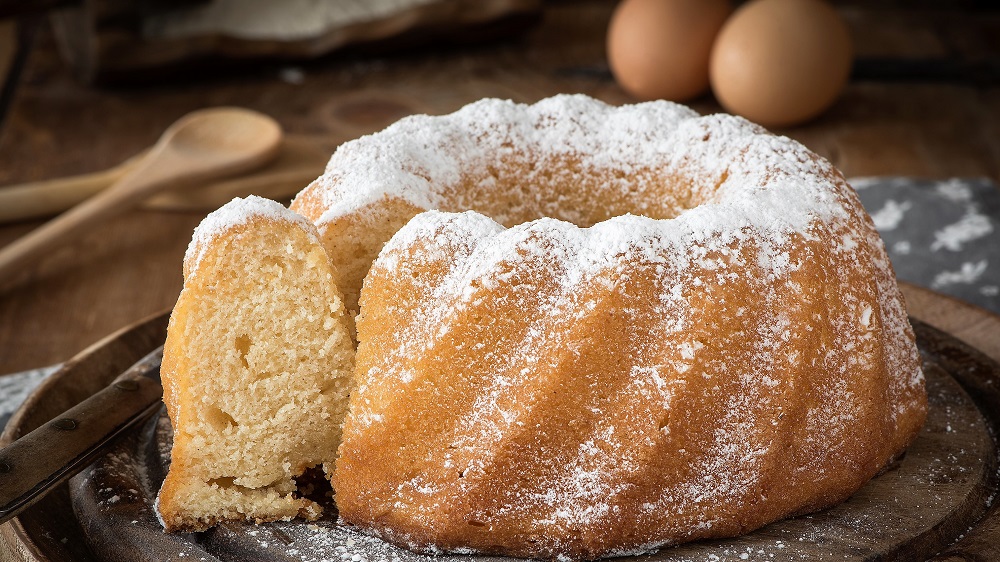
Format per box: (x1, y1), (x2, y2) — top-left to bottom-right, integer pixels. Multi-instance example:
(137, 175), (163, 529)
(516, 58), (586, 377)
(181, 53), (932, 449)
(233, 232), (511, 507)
(309, 96), (845, 232)
(186, 195), (318, 273)
(352, 205), (921, 557)
(316, 95), (925, 558)
(313, 96), (681, 222)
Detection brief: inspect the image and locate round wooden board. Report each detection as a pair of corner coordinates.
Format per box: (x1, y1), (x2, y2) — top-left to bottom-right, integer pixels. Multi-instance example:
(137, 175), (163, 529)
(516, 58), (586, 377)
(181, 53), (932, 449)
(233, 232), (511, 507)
(2, 299), (1000, 561)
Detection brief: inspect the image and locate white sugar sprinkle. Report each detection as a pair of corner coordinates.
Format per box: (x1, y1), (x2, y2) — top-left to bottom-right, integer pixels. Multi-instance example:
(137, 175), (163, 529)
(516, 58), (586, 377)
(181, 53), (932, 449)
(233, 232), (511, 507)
(185, 195), (318, 272)
(333, 95), (924, 557)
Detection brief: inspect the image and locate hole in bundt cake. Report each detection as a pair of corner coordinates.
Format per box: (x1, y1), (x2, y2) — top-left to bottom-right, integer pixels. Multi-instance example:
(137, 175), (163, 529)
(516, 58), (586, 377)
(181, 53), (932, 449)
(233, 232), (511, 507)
(319, 379), (344, 396)
(246, 369), (276, 381)
(203, 404), (238, 431)
(468, 520), (486, 527)
(234, 335), (252, 369)
(262, 256), (284, 270)
(292, 466), (335, 506)
(205, 477), (291, 494)
(207, 477), (244, 491)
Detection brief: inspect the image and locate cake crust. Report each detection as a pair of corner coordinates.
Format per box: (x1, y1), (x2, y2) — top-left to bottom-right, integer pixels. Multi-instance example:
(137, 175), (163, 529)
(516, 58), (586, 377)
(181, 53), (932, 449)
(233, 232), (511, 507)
(316, 96), (927, 558)
(158, 96), (926, 558)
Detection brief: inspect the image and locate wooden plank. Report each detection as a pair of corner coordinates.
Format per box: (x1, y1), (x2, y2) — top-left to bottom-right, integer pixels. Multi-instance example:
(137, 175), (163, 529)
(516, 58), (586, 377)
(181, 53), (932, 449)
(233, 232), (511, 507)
(902, 282), (1000, 366)
(0, 21), (14, 90)
(0, 212), (193, 373)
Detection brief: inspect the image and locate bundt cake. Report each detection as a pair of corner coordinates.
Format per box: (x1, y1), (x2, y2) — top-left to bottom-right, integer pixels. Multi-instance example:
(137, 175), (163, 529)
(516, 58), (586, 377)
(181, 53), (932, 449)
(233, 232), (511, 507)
(291, 95), (704, 316)
(309, 96), (927, 558)
(156, 195), (355, 532)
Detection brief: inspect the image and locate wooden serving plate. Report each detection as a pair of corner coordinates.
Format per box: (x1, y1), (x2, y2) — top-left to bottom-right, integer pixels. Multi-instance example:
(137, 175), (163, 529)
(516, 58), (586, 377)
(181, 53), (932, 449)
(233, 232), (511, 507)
(2, 304), (1000, 561)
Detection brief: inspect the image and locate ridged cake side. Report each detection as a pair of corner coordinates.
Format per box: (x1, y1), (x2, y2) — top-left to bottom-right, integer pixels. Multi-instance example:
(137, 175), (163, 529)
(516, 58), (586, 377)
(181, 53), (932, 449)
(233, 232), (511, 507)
(338, 205), (925, 558)
(157, 196), (355, 532)
(320, 95), (926, 558)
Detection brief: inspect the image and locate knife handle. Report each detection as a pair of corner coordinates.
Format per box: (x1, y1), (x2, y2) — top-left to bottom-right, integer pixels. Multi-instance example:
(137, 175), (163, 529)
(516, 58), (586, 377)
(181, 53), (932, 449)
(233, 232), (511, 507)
(0, 347), (164, 525)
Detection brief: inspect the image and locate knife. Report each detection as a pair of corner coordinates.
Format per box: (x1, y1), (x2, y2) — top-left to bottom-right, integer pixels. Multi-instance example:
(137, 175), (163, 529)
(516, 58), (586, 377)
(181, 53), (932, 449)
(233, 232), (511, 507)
(0, 347), (164, 525)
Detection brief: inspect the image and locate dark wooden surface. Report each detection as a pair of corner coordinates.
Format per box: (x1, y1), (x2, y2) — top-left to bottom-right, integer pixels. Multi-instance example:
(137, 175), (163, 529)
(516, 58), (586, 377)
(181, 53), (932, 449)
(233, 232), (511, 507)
(0, 1), (998, 374)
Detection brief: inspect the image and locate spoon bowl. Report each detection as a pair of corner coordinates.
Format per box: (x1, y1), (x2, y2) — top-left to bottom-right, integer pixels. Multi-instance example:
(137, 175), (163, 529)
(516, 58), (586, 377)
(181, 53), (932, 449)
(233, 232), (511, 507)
(161, 108), (283, 165)
(124, 107), (284, 195)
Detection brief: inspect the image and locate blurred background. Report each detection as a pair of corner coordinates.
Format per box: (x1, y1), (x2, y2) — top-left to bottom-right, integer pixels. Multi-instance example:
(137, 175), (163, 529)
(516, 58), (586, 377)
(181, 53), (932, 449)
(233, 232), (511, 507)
(0, 0), (996, 374)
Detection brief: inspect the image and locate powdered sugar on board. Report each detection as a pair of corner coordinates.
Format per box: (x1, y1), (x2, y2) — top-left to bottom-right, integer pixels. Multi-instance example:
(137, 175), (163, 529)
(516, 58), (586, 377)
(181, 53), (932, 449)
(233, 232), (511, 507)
(67, 360), (986, 561)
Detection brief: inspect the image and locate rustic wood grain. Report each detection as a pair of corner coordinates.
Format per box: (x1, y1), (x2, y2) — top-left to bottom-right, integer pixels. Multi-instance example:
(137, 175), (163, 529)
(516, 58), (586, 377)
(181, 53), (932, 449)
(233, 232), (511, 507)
(0, 313), (168, 562)
(0, 21), (14, 90)
(902, 283), (1000, 365)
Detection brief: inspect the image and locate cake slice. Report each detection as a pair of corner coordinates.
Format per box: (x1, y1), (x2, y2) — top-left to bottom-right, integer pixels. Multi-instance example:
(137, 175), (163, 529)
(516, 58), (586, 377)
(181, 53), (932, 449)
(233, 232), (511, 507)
(156, 196), (355, 532)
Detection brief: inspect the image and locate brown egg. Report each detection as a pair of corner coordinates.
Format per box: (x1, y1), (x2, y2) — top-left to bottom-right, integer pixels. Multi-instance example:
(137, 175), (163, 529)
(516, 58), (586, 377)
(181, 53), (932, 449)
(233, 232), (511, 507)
(710, 0), (852, 127)
(607, 0), (733, 102)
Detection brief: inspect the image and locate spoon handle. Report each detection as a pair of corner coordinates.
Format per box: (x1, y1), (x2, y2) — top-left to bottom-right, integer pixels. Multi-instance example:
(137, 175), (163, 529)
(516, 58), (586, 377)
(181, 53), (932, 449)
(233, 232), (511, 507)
(0, 107), (282, 290)
(0, 155), (141, 224)
(0, 150), (178, 286)
(0, 348), (164, 526)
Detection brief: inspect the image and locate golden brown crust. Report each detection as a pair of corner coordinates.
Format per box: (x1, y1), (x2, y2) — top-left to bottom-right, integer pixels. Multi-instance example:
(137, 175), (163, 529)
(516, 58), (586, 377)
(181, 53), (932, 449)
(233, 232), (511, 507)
(336, 215), (925, 558)
(319, 97), (927, 558)
(161, 98), (926, 557)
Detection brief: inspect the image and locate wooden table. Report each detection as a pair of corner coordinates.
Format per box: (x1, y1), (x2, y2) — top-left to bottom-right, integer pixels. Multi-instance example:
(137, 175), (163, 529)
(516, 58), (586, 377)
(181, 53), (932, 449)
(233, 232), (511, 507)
(0, 0), (998, 375)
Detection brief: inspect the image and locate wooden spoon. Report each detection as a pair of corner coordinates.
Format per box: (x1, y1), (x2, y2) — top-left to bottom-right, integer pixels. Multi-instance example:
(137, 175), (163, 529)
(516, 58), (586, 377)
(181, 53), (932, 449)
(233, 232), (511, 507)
(0, 107), (282, 288)
(0, 133), (338, 223)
